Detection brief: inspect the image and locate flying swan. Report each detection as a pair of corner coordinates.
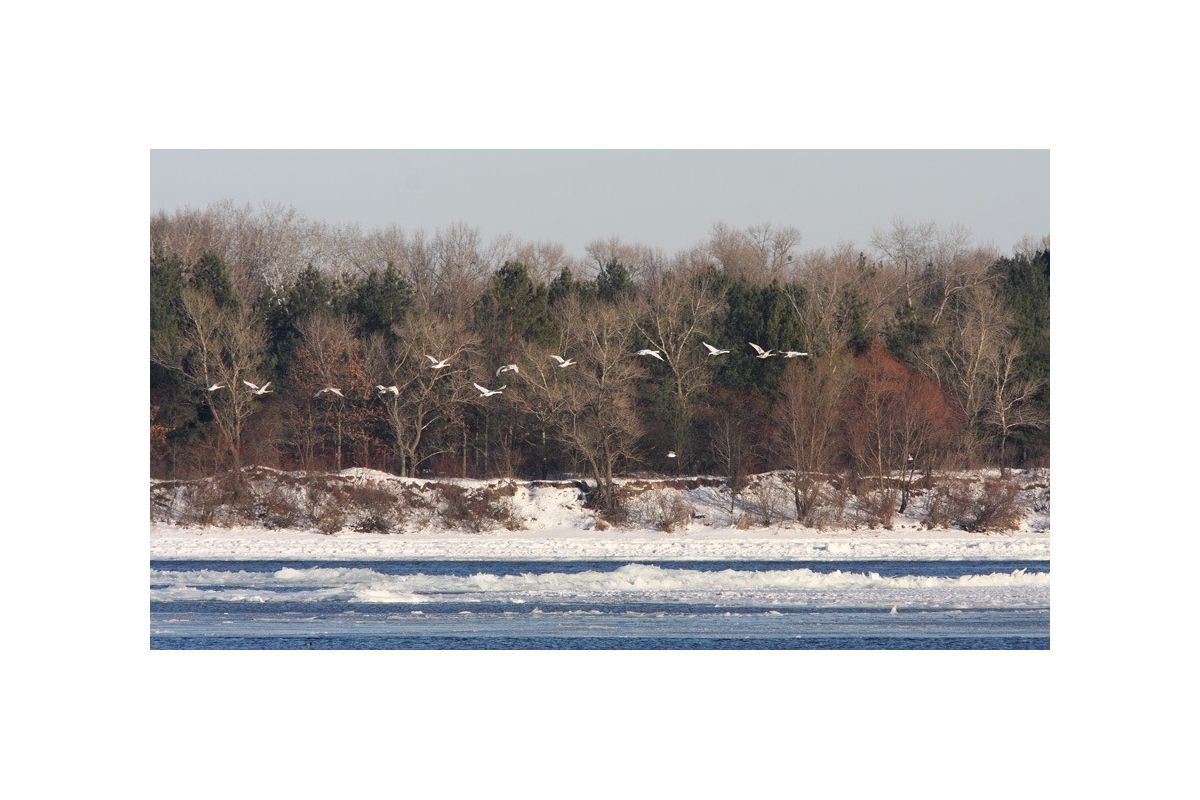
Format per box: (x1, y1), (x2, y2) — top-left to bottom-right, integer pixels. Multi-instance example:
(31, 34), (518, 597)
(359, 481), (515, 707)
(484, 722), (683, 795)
(474, 383), (506, 397)
(550, 355), (576, 368)
(636, 349), (665, 361)
(702, 342), (730, 356)
(748, 342), (776, 359)
(425, 354), (452, 369)
(243, 380), (273, 395)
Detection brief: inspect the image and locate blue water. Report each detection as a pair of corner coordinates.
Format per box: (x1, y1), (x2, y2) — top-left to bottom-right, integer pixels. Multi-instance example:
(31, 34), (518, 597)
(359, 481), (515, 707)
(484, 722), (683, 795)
(150, 559), (1050, 650)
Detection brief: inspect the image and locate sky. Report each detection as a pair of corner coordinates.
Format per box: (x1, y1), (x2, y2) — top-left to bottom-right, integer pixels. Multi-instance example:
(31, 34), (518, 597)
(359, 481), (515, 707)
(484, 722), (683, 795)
(150, 150), (1049, 257)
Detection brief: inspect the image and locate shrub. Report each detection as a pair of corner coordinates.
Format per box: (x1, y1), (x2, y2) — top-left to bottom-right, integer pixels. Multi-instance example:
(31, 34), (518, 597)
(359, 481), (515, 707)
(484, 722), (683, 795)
(802, 483), (850, 530)
(314, 506), (346, 535)
(749, 478), (783, 526)
(924, 479), (973, 529)
(345, 483), (402, 533)
(856, 487), (897, 528)
(654, 492), (694, 533)
(966, 478), (1022, 532)
(438, 484), (524, 532)
(258, 485), (303, 530)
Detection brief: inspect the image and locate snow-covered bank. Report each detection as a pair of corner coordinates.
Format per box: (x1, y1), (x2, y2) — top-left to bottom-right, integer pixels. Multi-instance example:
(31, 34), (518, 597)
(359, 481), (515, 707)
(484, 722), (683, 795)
(150, 467), (1048, 561)
(150, 524), (1050, 562)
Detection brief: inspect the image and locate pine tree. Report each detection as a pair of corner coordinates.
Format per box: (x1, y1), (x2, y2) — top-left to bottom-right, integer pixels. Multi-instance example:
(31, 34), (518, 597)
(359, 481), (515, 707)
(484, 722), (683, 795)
(836, 288), (871, 354)
(350, 262), (414, 338)
(995, 248), (1050, 393)
(191, 252), (238, 310)
(885, 303), (932, 366)
(716, 279), (806, 396)
(595, 259), (635, 304)
(476, 261), (552, 347)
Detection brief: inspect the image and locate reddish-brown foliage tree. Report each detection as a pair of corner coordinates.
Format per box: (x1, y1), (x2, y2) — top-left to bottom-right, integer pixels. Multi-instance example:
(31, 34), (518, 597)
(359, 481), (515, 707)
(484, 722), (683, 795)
(844, 339), (959, 516)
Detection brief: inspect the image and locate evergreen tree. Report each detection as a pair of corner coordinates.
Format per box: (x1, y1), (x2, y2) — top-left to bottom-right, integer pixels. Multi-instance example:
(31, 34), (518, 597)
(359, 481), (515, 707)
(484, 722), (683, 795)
(993, 247), (1050, 463)
(717, 279), (806, 396)
(191, 252), (238, 310)
(350, 262), (414, 338)
(995, 248), (1050, 393)
(150, 252), (194, 433)
(595, 259), (635, 304)
(836, 288), (872, 354)
(263, 263), (339, 377)
(150, 252), (186, 343)
(885, 303), (932, 366)
(476, 261), (553, 347)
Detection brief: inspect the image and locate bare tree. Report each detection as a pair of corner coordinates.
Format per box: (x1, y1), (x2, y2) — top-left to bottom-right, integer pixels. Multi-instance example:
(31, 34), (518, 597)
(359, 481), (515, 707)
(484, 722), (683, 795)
(871, 218), (938, 305)
(775, 351), (852, 521)
(633, 268), (723, 467)
(845, 341), (958, 519)
(706, 388), (766, 517)
(151, 288), (267, 471)
(925, 282), (1015, 463)
(707, 222), (800, 283)
(293, 314), (369, 471)
(515, 298), (643, 511)
(985, 338), (1048, 468)
(364, 316), (478, 476)
(511, 240), (576, 284)
(585, 237), (666, 286)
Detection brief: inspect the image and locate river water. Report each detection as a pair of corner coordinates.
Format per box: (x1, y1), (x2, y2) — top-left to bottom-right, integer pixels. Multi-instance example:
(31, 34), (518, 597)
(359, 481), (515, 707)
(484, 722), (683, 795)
(150, 559), (1049, 649)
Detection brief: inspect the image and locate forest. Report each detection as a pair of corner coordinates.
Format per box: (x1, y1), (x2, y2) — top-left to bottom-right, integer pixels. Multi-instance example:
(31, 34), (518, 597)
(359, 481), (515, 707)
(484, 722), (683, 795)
(150, 203), (1049, 516)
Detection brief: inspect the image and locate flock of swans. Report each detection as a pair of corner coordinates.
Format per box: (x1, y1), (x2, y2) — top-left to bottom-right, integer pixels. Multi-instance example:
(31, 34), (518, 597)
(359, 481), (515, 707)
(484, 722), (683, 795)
(210, 341), (809, 403)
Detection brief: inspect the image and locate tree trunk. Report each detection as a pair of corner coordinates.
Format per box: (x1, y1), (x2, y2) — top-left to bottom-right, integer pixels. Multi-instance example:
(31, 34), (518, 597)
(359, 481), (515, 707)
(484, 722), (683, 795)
(335, 416), (343, 472)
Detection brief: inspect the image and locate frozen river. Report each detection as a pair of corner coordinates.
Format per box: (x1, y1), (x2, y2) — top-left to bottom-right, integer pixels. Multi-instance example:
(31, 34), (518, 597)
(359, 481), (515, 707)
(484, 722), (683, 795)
(150, 559), (1050, 649)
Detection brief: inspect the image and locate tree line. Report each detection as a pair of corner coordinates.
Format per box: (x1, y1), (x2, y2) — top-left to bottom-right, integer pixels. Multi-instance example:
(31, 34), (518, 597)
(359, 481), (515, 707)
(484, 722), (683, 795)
(150, 205), (1049, 512)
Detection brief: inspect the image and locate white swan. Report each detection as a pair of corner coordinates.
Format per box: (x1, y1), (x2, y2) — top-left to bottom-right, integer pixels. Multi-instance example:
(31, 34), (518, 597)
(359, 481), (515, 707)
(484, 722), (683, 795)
(425, 354), (452, 369)
(550, 355), (576, 368)
(375, 384), (399, 396)
(748, 342), (776, 359)
(496, 363), (519, 377)
(636, 349), (665, 361)
(666, 451), (677, 459)
(243, 380), (273, 395)
(702, 342), (730, 356)
(889, 605), (899, 616)
(315, 387), (344, 398)
(205, 383), (225, 392)
(781, 351), (809, 358)
(474, 383), (506, 397)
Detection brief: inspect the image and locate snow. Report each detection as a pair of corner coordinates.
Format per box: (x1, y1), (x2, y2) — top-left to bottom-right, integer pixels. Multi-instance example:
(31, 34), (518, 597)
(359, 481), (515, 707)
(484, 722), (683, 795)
(150, 523), (1049, 561)
(149, 563), (1049, 608)
(150, 467), (1049, 561)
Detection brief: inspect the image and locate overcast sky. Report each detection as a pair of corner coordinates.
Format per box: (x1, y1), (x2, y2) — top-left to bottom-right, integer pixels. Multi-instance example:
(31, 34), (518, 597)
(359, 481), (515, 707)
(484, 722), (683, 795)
(150, 150), (1049, 256)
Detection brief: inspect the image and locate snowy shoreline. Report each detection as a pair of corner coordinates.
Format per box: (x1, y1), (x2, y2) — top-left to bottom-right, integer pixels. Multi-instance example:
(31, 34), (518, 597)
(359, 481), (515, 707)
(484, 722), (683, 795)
(151, 466), (1049, 561)
(150, 524), (1050, 562)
